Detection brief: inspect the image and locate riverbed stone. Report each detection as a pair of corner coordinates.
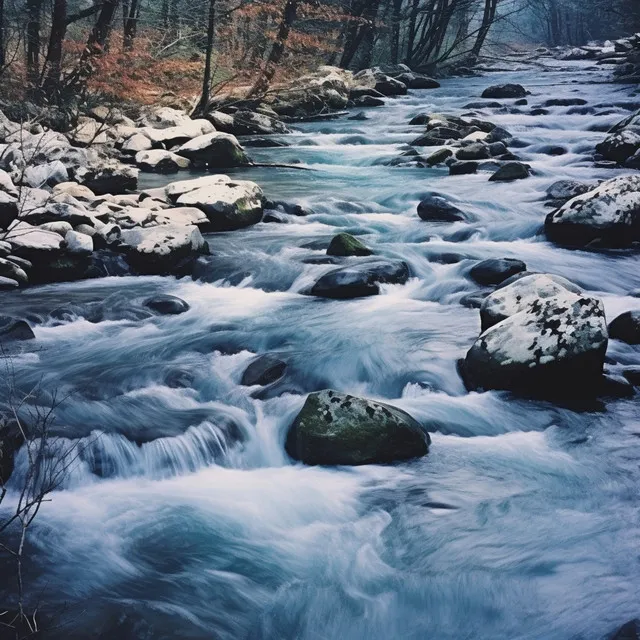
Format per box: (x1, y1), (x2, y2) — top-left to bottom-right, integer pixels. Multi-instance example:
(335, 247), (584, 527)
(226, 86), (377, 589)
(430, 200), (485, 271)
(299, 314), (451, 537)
(418, 194), (470, 222)
(326, 232), (373, 257)
(135, 150), (190, 173)
(310, 259), (410, 298)
(241, 354), (287, 387)
(481, 84), (527, 99)
(75, 160), (138, 195)
(489, 162), (530, 181)
(596, 130), (640, 164)
(143, 294), (190, 315)
(64, 230), (94, 256)
(608, 310), (640, 344)
(544, 175), (640, 247)
(285, 389), (429, 466)
(469, 258), (526, 286)
(0, 316), (35, 342)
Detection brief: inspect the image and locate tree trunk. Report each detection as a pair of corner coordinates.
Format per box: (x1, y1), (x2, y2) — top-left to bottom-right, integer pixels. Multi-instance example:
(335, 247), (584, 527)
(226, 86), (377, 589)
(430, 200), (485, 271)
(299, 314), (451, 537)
(43, 0), (67, 94)
(249, 0), (299, 97)
(0, 0), (5, 68)
(26, 0), (42, 88)
(390, 0), (403, 64)
(195, 0), (216, 114)
(470, 0), (498, 59)
(123, 0), (140, 50)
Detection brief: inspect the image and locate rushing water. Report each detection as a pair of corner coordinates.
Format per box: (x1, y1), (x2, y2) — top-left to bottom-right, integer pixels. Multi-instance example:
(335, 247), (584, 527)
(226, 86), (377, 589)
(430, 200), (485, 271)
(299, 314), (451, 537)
(2, 59), (640, 639)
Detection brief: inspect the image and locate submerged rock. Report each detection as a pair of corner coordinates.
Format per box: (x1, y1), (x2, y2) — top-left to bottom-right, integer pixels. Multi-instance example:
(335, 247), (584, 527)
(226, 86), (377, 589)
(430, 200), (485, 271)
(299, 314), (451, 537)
(469, 258), (527, 286)
(143, 294), (190, 315)
(241, 354), (287, 387)
(310, 259), (410, 299)
(489, 162), (530, 181)
(462, 291), (608, 396)
(0, 316), (35, 342)
(417, 194), (470, 222)
(544, 175), (640, 247)
(608, 311), (640, 344)
(326, 232), (373, 257)
(610, 619), (640, 640)
(285, 389), (429, 465)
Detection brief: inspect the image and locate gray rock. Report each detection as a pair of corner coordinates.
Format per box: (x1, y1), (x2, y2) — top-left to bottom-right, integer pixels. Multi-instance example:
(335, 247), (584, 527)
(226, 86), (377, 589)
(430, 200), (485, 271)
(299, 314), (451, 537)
(0, 316), (35, 341)
(481, 84), (527, 99)
(135, 149), (190, 174)
(64, 230), (94, 256)
(417, 194), (470, 222)
(177, 132), (249, 168)
(326, 232), (373, 257)
(241, 354), (286, 386)
(489, 162), (530, 181)
(22, 160), (68, 188)
(0, 257), (28, 284)
(456, 143), (490, 161)
(143, 294), (190, 315)
(0, 276), (18, 289)
(469, 258), (527, 286)
(121, 133), (153, 155)
(285, 389), (429, 465)
(608, 311), (640, 344)
(75, 160), (138, 195)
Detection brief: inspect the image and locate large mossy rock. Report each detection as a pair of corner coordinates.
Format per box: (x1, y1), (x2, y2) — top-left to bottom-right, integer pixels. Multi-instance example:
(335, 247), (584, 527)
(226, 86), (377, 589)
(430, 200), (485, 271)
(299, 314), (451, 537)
(285, 389), (430, 465)
(545, 175), (640, 247)
(326, 232), (372, 257)
(462, 291), (608, 396)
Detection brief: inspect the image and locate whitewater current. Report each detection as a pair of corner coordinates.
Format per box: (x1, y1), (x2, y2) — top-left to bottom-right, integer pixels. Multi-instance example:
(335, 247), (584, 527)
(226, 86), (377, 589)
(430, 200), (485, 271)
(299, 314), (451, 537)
(1, 58), (640, 639)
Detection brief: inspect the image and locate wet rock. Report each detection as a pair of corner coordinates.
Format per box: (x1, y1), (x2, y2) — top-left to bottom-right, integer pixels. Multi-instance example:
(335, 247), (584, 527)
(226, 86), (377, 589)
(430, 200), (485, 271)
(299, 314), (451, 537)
(481, 84), (527, 99)
(285, 389), (429, 466)
(0, 316), (35, 342)
(409, 114), (430, 125)
(120, 224), (209, 275)
(530, 108), (549, 116)
(460, 290), (489, 309)
(600, 373), (635, 398)
(464, 101), (502, 109)
(623, 367), (640, 386)
(608, 311), (640, 344)
(485, 126), (513, 143)
(417, 194), (470, 222)
(480, 273), (582, 331)
(177, 132), (249, 168)
(228, 110), (289, 136)
(539, 145), (567, 156)
(143, 294), (190, 315)
(426, 148), (453, 165)
(489, 162), (530, 181)
(610, 619), (640, 640)
(544, 175), (640, 247)
(411, 134), (448, 147)
(172, 175), (264, 231)
(135, 150), (190, 173)
(353, 95), (385, 107)
(348, 112), (369, 121)
(462, 291), (608, 396)
(0, 276), (18, 289)
(515, 98), (528, 106)
(449, 161), (478, 175)
(396, 72), (440, 89)
(241, 354), (287, 387)
(469, 257), (527, 286)
(309, 259), (410, 298)
(456, 143), (490, 161)
(326, 232), (373, 257)
(543, 98), (587, 107)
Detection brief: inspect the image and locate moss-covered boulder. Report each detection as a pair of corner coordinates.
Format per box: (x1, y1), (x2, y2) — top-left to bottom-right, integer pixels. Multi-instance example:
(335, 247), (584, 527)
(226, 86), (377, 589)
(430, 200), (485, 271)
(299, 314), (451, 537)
(285, 390), (430, 466)
(326, 233), (373, 257)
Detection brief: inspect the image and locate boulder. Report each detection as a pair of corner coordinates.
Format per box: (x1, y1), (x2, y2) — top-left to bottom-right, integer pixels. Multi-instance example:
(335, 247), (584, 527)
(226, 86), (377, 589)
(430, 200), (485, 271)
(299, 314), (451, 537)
(469, 258), (527, 286)
(326, 232), (373, 257)
(173, 176), (263, 231)
(39, 221), (73, 236)
(75, 160), (138, 195)
(489, 162), (530, 181)
(5, 220), (64, 259)
(143, 294), (190, 315)
(22, 160), (68, 188)
(0, 316), (35, 342)
(0, 191), (18, 229)
(176, 132), (249, 168)
(121, 133), (153, 155)
(139, 119), (216, 147)
(426, 148), (453, 165)
(596, 130), (640, 164)
(479, 273), (582, 331)
(135, 150), (190, 174)
(285, 389), (429, 466)
(608, 311), (640, 344)
(230, 110), (289, 136)
(449, 161), (478, 175)
(456, 143), (490, 161)
(309, 259), (410, 299)
(120, 224), (209, 274)
(543, 98), (587, 107)
(138, 106), (191, 129)
(0, 276), (18, 289)
(395, 73), (440, 89)
(353, 95), (385, 107)
(545, 179), (596, 204)
(52, 182), (95, 202)
(481, 84), (527, 99)
(241, 354), (287, 386)
(64, 230), (93, 256)
(462, 291), (608, 396)
(417, 194), (469, 222)
(610, 619), (640, 640)
(0, 257), (28, 285)
(68, 118), (109, 146)
(544, 175), (640, 247)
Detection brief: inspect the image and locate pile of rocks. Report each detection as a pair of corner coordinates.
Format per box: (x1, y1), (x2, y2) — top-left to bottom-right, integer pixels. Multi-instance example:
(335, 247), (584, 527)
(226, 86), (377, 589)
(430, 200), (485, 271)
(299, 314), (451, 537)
(265, 64), (439, 119)
(0, 173), (265, 286)
(397, 95), (530, 181)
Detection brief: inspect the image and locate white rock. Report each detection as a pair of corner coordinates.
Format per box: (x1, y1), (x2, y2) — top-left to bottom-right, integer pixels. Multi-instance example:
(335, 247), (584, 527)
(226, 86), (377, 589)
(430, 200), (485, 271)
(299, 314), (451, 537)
(5, 220), (64, 255)
(139, 120), (215, 146)
(64, 230), (94, 255)
(23, 160), (68, 188)
(135, 149), (190, 173)
(480, 274), (583, 330)
(176, 132), (247, 168)
(39, 221), (73, 236)
(138, 107), (191, 129)
(68, 118), (109, 146)
(0, 169), (17, 196)
(121, 132), (153, 155)
(154, 207), (209, 227)
(463, 131), (489, 142)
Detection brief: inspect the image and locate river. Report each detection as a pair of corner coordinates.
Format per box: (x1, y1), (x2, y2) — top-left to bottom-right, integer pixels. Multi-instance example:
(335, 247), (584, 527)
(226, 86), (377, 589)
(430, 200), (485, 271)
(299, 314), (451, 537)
(1, 57), (640, 639)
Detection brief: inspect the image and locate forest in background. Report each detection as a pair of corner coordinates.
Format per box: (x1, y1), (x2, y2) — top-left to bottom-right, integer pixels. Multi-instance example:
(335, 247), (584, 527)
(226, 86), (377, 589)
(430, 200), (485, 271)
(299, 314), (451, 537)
(0, 0), (639, 116)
